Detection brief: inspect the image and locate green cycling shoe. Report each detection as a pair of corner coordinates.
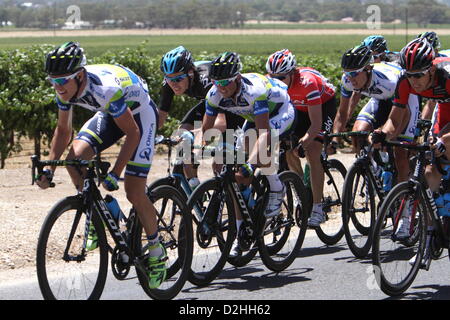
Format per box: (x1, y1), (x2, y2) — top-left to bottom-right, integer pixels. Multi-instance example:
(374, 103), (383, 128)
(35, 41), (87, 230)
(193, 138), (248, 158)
(147, 243), (168, 289)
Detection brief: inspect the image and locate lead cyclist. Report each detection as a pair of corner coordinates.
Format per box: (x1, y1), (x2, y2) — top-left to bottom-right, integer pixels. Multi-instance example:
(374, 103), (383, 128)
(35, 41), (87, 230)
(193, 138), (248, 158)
(35, 42), (167, 289)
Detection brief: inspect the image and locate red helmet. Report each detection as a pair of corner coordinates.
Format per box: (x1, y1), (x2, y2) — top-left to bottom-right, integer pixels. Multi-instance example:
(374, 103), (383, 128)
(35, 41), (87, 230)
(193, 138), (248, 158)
(399, 38), (435, 71)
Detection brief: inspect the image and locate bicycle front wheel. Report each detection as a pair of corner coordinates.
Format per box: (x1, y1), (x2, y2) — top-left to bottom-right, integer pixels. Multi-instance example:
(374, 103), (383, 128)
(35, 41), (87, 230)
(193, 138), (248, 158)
(342, 163), (377, 258)
(187, 177), (236, 287)
(134, 185), (193, 300)
(315, 159), (346, 245)
(372, 182), (426, 296)
(258, 171), (309, 272)
(36, 196), (109, 300)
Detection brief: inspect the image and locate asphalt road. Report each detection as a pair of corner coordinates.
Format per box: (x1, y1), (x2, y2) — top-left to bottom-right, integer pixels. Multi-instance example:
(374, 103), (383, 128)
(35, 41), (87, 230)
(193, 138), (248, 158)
(1, 231), (450, 302)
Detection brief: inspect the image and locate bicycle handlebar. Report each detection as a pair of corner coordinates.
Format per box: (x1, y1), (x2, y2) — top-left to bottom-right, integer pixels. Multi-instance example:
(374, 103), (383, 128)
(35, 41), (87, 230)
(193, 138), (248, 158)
(31, 155), (110, 186)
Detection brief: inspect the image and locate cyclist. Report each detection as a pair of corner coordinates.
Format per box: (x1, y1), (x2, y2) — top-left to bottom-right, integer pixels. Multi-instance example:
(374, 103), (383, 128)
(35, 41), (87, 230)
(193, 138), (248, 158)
(361, 35), (399, 63)
(335, 45), (420, 199)
(159, 46), (244, 188)
(203, 52), (295, 257)
(266, 49), (337, 227)
(372, 38), (450, 243)
(416, 32), (448, 120)
(35, 42), (167, 289)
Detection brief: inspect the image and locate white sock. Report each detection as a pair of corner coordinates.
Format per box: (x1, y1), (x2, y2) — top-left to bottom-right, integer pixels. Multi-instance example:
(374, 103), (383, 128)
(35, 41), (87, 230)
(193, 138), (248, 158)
(266, 174), (283, 192)
(312, 203), (323, 214)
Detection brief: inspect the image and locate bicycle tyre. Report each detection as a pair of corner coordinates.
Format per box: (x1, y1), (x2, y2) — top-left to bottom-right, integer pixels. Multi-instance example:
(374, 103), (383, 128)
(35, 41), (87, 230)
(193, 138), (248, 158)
(342, 163), (376, 258)
(134, 185), (193, 300)
(36, 196), (109, 300)
(372, 182), (426, 296)
(187, 177), (236, 287)
(315, 159), (346, 245)
(258, 171), (309, 272)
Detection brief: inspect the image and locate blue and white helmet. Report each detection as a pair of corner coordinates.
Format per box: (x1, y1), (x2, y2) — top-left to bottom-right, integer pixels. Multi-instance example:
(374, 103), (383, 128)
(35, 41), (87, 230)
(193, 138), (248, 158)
(160, 46), (194, 74)
(266, 49), (296, 74)
(361, 35), (387, 53)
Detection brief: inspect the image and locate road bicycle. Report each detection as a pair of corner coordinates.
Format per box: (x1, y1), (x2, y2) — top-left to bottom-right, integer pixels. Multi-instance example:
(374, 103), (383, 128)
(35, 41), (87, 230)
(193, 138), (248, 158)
(341, 120), (432, 259)
(32, 155), (193, 300)
(296, 133), (347, 245)
(186, 146), (309, 286)
(371, 140), (450, 296)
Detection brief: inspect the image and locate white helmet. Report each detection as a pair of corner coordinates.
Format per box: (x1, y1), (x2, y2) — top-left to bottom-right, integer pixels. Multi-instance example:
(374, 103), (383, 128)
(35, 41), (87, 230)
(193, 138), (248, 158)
(266, 49), (297, 74)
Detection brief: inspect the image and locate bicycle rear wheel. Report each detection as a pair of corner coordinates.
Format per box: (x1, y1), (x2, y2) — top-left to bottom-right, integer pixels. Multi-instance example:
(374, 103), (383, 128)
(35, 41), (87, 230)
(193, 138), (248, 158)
(315, 159), (346, 245)
(186, 177), (236, 286)
(372, 182), (426, 296)
(342, 163), (377, 258)
(258, 171), (309, 272)
(134, 185), (193, 300)
(36, 196), (109, 300)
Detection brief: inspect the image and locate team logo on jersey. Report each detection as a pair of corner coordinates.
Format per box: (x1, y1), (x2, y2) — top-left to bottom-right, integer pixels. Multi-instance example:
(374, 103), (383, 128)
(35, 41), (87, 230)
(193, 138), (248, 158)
(139, 147), (152, 161)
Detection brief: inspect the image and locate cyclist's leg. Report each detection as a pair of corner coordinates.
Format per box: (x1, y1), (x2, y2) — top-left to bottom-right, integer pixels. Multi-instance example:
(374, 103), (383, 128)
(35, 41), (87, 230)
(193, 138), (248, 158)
(394, 94), (420, 182)
(67, 111), (124, 191)
(352, 98), (385, 152)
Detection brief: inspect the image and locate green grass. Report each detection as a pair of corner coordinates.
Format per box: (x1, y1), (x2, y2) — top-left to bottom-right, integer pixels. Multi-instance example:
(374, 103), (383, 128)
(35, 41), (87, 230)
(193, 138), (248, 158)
(2, 33), (450, 59)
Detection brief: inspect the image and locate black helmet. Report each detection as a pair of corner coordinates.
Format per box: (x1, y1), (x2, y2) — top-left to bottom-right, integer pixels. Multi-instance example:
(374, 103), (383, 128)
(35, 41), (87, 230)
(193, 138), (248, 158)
(209, 52), (241, 80)
(417, 31), (441, 50)
(399, 38), (435, 71)
(160, 46), (194, 74)
(45, 41), (86, 76)
(341, 45), (374, 70)
(361, 35), (388, 53)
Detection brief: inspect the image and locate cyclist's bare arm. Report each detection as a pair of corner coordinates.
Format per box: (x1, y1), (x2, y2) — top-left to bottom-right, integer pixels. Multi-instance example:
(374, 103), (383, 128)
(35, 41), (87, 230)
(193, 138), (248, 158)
(157, 109), (168, 129)
(302, 104), (322, 149)
(421, 100), (436, 120)
(49, 108), (73, 169)
(381, 106), (407, 140)
(111, 108), (141, 176)
(348, 92), (362, 120)
(201, 113), (218, 143)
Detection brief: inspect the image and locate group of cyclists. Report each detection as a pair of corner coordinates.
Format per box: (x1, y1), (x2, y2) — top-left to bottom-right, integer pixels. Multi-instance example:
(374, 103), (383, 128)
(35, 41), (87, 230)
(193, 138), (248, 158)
(33, 29), (450, 291)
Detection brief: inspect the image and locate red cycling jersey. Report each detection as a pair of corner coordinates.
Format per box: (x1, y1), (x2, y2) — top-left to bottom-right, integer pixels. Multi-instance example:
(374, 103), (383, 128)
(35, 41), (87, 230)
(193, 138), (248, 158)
(394, 57), (450, 109)
(288, 67), (335, 112)
(394, 57), (450, 135)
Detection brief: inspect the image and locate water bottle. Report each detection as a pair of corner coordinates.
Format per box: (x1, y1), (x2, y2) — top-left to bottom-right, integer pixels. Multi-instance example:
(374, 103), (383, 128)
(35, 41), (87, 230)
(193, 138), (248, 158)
(241, 186), (256, 209)
(381, 170), (393, 192)
(435, 194), (446, 217)
(104, 195), (125, 222)
(188, 177), (200, 191)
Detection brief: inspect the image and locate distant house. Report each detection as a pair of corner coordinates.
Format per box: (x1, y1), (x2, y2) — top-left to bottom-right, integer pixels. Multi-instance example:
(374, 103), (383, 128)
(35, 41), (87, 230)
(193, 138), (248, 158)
(341, 17), (354, 22)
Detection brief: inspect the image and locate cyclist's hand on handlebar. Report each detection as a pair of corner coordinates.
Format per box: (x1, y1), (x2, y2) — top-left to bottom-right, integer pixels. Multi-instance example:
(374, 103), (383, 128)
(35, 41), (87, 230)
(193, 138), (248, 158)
(431, 136), (447, 158)
(370, 130), (386, 149)
(102, 171), (120, 191)
(35, 169), (54, 189)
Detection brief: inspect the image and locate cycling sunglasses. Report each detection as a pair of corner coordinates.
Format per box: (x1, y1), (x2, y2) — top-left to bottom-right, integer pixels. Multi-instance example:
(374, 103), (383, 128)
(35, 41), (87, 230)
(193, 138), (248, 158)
(406, 68), (430, 79)
(344, 66), (366, 78)
(270, 74), (288, 81)
(213, 76), (237, 87)
(165, 73), (188, 83)
(46, 71), (80, 86)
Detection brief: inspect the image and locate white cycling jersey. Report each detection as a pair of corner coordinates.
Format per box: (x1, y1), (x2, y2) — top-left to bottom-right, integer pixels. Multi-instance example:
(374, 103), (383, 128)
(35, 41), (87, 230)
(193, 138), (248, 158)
(57, 64), (152, 118)
(340, 62), (404, 100)
(55, 64), (158, 178)
(206, 73), (292, 123)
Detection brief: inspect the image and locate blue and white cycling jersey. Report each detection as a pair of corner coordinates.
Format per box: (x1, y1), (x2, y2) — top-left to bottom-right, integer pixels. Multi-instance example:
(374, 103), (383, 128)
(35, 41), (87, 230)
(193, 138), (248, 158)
(340, 62), (404, 100)
(56, 64), (152, 118)
(206, 73), (291, 122)
(55, 64), (158, 178)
